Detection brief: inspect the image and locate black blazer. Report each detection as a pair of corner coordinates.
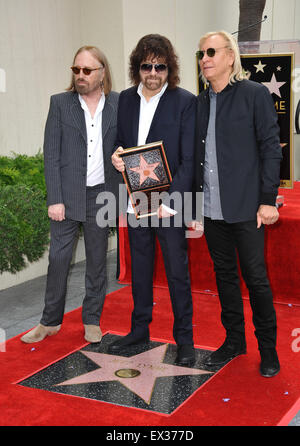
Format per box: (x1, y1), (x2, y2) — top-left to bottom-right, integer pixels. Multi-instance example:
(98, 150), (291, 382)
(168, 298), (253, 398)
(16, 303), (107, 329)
(116, 86), (196, 202)
(194, 80), (282, 223)
(43, 91), (121, 222)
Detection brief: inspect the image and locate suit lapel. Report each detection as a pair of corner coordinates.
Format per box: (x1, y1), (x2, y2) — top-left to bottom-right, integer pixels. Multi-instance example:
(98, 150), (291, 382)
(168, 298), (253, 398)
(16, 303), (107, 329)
(151, 88), (168, 126)
(70, 94), (87, 144)
(131, 89), (140, 146)
(202, 89), (210, 136)
(146, 88), (168, 142)
(102, 95), (113, 141)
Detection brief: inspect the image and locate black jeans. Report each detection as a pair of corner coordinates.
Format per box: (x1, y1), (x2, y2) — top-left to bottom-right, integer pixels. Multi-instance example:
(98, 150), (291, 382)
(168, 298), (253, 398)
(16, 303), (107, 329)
(204, 217), (277, 350)
(127, 220), (194, 346)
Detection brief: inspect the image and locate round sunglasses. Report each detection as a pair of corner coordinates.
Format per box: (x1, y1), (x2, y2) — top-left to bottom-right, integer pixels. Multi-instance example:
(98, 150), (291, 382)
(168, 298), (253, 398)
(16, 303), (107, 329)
(197, 46), (229, 60)
(71, 66), (104, 76)
(140, 63), (168, 73)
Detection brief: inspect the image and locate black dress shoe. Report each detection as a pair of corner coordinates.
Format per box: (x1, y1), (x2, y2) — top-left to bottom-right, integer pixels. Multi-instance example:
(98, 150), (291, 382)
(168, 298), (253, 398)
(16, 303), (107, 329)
(108, 333), (149, 352)
(176, 344), (195, 366)
(259, 348), (280, 377)
(204, 338), (246, 367)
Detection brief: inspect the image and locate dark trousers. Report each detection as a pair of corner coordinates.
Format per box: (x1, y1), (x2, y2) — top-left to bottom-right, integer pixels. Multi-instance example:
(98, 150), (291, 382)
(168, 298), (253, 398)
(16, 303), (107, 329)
(41, 185), (109, 326)
(127, 221), (194, 345)
(204, 217), (277, 350)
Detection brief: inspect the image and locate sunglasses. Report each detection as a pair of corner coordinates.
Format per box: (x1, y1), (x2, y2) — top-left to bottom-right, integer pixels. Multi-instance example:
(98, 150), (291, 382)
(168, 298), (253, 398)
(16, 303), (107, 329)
(197, 46), (229, 60)
(140, 63), (168, 73)
(71, 66), (103, 75)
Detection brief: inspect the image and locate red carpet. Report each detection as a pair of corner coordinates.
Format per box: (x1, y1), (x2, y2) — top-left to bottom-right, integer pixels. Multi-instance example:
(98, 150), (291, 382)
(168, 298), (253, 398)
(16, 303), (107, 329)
(1, 183), (299, 426)
(1, 286), (300, 426)
(119, 182), (300, 305)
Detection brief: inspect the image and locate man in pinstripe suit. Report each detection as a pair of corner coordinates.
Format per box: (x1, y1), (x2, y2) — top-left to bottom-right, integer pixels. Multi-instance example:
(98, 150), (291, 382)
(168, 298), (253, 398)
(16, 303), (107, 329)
(21, 46), (120, 344)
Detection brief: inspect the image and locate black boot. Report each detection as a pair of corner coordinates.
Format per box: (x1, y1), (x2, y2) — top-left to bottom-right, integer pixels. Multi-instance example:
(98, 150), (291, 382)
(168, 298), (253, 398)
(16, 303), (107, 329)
(204, 337), (246, 367)
(259, 348), (280, 377)
(108, 332), (149, 353)
(175, 344), (195, 366)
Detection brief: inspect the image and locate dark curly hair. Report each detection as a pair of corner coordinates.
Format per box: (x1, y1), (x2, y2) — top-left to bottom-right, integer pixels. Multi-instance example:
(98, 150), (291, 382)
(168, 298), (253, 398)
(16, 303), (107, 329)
(129, 34), (180, 89)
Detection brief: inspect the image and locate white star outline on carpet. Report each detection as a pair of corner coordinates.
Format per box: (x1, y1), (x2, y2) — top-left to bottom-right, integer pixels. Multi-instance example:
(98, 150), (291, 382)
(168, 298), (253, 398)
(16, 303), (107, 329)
(55, 344), (212, 404)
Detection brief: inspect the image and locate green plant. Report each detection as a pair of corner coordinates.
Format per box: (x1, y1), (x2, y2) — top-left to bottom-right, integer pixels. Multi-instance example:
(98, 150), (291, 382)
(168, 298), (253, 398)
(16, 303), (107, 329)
(0, 152), (46, 196)
(0, 152), (49, 273)
(0, 152), (116, 274)
(0, 184), (49, 273)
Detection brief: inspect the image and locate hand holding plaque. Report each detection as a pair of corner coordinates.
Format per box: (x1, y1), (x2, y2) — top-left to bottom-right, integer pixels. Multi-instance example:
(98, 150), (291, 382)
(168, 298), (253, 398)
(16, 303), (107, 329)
(119, 141), (172, 219)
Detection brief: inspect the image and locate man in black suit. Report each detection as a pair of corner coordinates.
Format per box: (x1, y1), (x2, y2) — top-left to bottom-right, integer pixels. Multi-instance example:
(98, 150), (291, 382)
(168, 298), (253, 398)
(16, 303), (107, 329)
(21, 46), (120, 344)
(110, 34), (196, 365)
(192, 30), (282, 377)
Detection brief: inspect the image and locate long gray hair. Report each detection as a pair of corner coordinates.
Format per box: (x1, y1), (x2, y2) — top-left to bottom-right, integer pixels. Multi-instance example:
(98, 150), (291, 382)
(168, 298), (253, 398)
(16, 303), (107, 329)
(198, 30), (246, 85)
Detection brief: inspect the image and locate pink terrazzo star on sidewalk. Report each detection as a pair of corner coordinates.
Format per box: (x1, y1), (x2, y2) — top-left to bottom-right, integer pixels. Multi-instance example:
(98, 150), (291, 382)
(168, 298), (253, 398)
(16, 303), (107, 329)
(56, 344), (212, 404)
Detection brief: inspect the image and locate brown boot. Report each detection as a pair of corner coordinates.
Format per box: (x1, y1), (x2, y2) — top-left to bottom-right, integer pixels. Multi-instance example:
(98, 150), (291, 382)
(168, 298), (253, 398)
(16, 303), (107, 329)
(20, 323), (61, 343)
(84, 325), (102, 343)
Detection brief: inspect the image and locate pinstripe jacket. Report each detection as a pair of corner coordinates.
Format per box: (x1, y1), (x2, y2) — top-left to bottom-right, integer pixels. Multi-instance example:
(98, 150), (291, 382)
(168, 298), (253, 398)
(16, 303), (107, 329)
(43, 90), (121, 222)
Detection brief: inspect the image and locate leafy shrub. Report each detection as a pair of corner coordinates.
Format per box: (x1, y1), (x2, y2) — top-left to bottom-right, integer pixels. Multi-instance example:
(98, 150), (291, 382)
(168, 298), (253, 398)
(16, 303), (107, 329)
(0, 152), (116, 274)
(0, 152), (46, 196)
(0, 184), (49, 273)
(0, 153), (49, 273)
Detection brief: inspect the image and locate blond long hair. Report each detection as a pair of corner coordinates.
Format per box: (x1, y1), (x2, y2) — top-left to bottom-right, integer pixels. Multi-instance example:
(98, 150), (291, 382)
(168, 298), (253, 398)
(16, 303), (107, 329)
(66, 46), (112, 95)
(198, 30), (246, 85)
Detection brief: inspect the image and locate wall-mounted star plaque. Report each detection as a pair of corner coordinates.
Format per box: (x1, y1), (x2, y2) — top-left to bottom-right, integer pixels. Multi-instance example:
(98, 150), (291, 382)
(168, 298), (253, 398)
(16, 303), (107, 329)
(119, 141), (172, 218)
(240, 53), (294, 188)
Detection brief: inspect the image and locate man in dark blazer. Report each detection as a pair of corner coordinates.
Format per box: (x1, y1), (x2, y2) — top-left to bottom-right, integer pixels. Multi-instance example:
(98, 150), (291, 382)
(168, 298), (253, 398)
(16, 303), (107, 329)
(192, 31), (282, 377)
(21, 46), (120, 344)
(110, 34), (196, 366)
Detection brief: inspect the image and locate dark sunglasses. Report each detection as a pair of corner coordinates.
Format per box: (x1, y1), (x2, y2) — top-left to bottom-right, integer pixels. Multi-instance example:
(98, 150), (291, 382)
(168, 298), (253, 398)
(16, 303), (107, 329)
(71, 66), (103, 75)
(196, 46), (229, 60)
(140, 63), (168, 73)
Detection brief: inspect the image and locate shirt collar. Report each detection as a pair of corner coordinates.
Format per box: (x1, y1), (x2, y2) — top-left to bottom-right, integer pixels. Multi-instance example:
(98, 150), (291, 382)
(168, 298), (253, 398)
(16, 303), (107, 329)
(137, 81), (168, 101)
(208, 82), (234, 97)
(208, 85), (217, 98)
(78, 92), (105, 117)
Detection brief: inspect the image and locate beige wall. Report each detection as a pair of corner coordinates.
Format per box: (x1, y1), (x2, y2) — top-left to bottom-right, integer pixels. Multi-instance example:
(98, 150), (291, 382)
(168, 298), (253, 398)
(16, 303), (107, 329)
(80, 0), (125, 93)
(0, 0), (80, 156)
(0, 0), (124, 157)
(0, 0), (299, 157)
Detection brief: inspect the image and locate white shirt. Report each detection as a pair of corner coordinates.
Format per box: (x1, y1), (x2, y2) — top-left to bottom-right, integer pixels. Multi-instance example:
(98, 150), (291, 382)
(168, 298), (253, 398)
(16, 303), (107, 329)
(137, 81), (168, 146)
(127, 82), (175, 215)
(79, 93), (105, 186)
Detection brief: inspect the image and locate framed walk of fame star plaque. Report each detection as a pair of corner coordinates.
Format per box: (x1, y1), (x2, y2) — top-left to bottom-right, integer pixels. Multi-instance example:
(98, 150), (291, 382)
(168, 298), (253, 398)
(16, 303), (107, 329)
(119, 141), (172, 219)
